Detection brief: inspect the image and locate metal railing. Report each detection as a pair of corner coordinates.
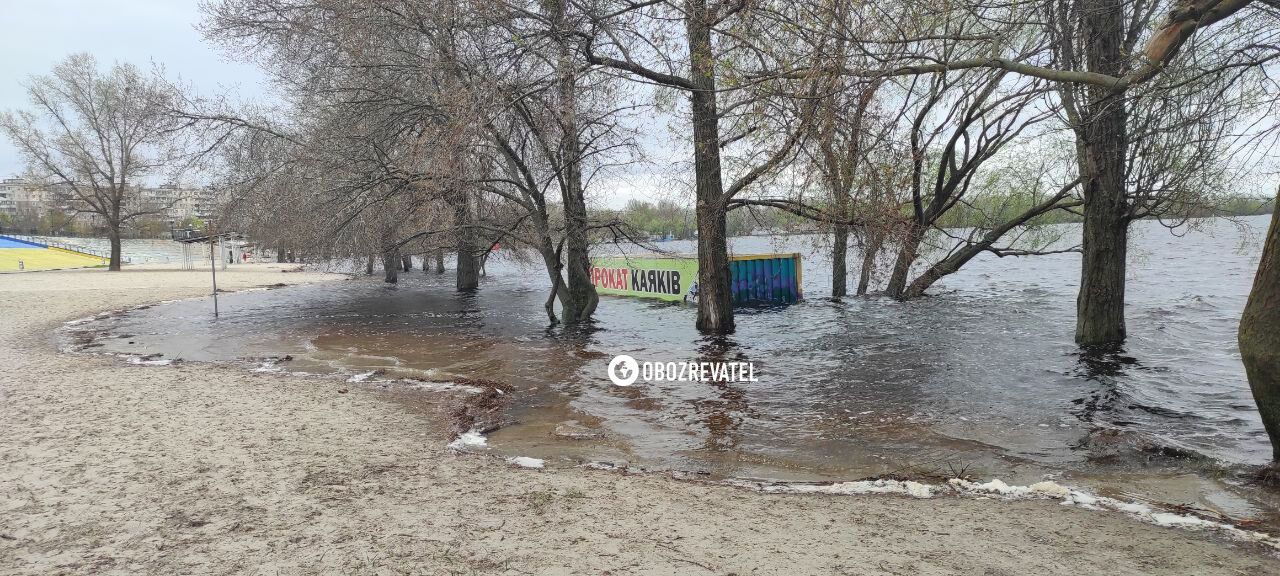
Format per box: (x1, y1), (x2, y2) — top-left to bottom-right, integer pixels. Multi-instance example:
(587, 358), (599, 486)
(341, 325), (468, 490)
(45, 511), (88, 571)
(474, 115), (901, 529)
(8, 234), (112, 260)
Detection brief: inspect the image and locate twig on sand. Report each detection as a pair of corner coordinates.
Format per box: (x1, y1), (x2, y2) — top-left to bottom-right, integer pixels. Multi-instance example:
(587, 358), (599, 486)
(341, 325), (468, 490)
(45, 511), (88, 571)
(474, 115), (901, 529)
(655, 542), (717, 572)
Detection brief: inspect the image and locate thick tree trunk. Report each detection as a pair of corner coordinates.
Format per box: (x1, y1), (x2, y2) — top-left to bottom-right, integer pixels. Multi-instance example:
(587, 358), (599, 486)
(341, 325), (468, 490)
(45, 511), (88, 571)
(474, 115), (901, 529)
(402, 254), (413, 272)
(365, 254), (375, 276)
(435, 248), (445, 273)
(687, 0), (734, 333)
(276, 247), (286, 263)
(857, 231), (883, 296)
(1240, 198), (1280, 461)
(454, 198), (480, 291)
(1074, 0), (1130, 347)
(1076, 197), (1128, 345)
(382, 249), (399, 284)
(832, 223), (849, 298)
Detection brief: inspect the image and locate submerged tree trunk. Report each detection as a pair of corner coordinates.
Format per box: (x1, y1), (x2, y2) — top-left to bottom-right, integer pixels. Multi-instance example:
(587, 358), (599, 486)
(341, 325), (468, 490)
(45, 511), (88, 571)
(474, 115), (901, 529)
(382, 249), (399, 284)
(1240, 198), (1280, 462)
(435, 248), (445, 273)
(687, 0), (734, 333)
(857, 231), (883, 296)
(832, 222), (849, 298)
(1074, 0), (1130, 347)
(549, 0), (598, 324)
(538, 239), (571, 324)
(453, 194), (480, 291)
(884, 224), (924, 299)
(1076, 195), (1129, 345)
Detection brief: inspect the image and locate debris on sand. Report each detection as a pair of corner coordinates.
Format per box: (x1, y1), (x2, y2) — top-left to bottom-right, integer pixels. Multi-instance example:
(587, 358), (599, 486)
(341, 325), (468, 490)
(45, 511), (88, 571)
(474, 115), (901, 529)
(127, 353), (174, 366)
(445, 377), (513, 441)
(447, 429), (488, 451)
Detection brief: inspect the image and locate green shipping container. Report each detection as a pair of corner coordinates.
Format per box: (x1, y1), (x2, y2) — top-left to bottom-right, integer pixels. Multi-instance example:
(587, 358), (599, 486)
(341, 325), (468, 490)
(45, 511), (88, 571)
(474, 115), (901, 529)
(590, 253), (803, 305)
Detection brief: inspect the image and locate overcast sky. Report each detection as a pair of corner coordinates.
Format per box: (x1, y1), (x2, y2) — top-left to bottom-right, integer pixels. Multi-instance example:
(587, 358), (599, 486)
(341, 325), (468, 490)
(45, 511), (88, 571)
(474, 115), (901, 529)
(0, 1), (268, 178)
(0, 0), (680, 207)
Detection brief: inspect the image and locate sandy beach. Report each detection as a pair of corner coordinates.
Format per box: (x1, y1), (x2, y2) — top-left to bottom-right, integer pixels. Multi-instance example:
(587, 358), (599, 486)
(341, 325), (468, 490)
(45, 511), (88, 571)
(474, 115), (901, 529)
(2, 264), (1278, 575)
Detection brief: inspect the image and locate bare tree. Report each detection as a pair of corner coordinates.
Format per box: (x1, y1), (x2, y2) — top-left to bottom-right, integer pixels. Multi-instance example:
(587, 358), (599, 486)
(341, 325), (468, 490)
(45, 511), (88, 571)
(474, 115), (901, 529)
(1, 53), (188, 270)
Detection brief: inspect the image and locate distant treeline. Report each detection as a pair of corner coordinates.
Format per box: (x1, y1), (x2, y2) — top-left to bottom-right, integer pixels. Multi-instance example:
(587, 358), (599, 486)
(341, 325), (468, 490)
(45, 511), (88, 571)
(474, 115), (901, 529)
(934, 193), (1276, 229)
(611, 194), (1277, 239)
(604, 199), (808, 240)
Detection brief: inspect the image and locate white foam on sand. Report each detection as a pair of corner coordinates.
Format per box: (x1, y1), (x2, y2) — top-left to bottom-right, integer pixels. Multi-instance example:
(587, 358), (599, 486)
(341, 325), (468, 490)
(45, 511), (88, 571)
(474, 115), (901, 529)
(126, 355), (173, 366)
(400, 379), (484, 394)
(447, 429), (488, 451)
(948, 478), (1072, 498)
(764, 479), (936, 499)
(751, 476), (1279, 550)
(507, 456), (545, 469)
(949, 478), (1280, 550)
(252, 361), (282, 373)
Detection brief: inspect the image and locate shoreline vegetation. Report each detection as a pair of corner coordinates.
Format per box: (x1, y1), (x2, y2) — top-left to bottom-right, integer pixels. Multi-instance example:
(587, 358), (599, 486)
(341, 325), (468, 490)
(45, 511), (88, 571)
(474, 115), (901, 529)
(3, 263), (1280, 574)
(611, 196), (1280, 241)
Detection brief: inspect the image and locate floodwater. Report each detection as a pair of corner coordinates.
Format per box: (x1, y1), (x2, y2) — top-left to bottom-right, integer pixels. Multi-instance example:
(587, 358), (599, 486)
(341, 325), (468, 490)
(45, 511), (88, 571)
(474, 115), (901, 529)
(73, 215), (1279, 525)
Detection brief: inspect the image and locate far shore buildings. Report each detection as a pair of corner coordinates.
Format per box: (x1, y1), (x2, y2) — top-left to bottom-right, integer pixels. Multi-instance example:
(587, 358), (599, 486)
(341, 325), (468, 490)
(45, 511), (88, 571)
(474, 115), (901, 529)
(0, 177), (220, 227)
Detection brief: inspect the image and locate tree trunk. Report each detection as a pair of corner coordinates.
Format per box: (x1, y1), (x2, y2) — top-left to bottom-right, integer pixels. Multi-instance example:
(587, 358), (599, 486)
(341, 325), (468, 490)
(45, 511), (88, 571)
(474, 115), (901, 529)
(1074, 0), (1130, 347)
(382, 249), (399, 284)
(832, 222), (849, 298)
(857, 231), (882, 296)
(402, 254), (413, 272)
(454, 194), (480, 291)
(1240, 197), (1280, 461)
(884, 224), (924, 299)
(549, 0), (598, 324)
(365, 254), (375, 275)
(107, 224), (122, 271)
(435, 248), (445, 273)
(686, 0), (734, 333)
(538, 239), (571, 325)
(276, 247), (286, 263)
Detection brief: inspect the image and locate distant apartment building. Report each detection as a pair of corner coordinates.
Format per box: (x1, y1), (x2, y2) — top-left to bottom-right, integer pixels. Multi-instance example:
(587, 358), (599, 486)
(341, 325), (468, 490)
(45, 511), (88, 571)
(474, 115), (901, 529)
(0, 177), (66, 216)
(0, 178), (219, 222)
(0, 178), (16, 215)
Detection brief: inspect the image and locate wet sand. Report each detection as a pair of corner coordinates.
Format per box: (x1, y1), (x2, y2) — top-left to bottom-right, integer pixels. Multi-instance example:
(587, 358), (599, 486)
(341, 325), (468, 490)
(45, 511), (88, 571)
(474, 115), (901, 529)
(2, 263), (1278, 575)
